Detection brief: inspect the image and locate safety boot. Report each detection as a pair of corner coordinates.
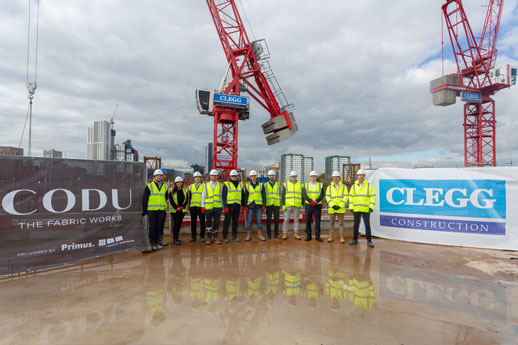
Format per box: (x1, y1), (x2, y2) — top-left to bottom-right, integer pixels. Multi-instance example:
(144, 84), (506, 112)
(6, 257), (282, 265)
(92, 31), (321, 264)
(328, 234), (334, 242)
(294, 232), (301, 240)
(245, 230), (252, 241)
(282, 233), (287, 240)
(340, 235), (345, 244)
(257, 230), (266, 241)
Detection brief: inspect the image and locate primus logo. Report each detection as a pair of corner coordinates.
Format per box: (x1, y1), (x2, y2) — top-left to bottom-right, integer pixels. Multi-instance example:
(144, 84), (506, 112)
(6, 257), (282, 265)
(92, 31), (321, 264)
(61, 242), (94, 251)
(379, 180), (506, 219)
(1, 189), (132, 216)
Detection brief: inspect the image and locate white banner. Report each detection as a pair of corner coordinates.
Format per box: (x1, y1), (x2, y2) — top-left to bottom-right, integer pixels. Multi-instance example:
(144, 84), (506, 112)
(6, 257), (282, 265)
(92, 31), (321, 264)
(363, 167), (518, 250)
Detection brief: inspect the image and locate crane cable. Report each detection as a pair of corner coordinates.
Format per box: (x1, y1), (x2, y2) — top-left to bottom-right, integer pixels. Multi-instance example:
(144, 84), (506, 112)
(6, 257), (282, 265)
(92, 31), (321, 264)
(20, 0), (40, 153)
(237, 0), (256, 41)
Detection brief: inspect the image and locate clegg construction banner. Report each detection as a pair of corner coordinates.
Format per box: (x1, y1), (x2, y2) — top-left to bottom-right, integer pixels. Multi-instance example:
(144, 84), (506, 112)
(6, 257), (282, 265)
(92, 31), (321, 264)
(0, 157), (148, 274)
(365, 167), (518, 250)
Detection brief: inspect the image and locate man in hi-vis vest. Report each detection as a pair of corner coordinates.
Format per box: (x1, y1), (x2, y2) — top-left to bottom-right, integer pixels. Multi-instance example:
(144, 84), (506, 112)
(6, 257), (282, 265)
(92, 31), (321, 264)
(281, 170), (303, 240)
(302, 171), (325, 242)
(142, 169), (168, 252)
(264, 170), (282, 240)
(222, 169), (245, 243)
(349, 169), (376, 248)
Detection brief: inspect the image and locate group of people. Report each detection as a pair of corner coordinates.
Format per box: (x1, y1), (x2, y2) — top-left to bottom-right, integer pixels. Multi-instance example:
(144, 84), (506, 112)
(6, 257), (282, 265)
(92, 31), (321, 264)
(141, 168), (376, 252)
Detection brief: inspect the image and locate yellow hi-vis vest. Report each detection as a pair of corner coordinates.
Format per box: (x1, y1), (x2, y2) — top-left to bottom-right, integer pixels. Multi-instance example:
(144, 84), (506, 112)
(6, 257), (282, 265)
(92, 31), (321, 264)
(304, 182), (323, 205)
(284, 181), (302, 208)
(204, 182), (222, 210)
(147, 182), (168, 211)
(326, 182), (348, 214)
(247, 182), (263, 206)
(225, 181), (243, 205)
(264, 181), (281, 207)
(189, 183), (204, 207)
(283, 270), (301, 296)
(224, 279), (242, 301)
(349, 181), (376, 212)
(170, 188), (188, 213)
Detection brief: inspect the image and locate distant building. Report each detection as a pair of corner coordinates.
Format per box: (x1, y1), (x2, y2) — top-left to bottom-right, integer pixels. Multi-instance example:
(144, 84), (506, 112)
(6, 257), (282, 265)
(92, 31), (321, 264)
(191, 164), (204, 175)
(280, 154), (303, 183)
(0, 146), (23, 156)
(303, 156), (314, 183)
(43, 149), (63, 158)
(325, 155), (350, 178)
(114, 140), (139, 162)
(87, 121), (112, 160)
(205, 143), (213, 172)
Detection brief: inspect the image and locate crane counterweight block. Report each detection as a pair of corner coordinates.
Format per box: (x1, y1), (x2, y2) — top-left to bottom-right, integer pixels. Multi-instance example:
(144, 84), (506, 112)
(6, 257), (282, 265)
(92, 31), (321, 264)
(263, 112), (298, 145)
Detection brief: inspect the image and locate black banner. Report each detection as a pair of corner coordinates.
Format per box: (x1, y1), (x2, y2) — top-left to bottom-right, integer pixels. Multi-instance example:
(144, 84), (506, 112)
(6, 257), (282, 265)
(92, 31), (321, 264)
(0, 157), (148, 274)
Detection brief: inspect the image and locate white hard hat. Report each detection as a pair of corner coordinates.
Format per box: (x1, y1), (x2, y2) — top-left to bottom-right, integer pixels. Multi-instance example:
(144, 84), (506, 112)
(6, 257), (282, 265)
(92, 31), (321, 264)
(249, 170), (257, 176)
(230, 170), (238, 176)
(174, 176), (183, 182)
(153, 169), (164, 176)
(309, 170), (317, 177)
(267, 170), (276, 176)
(290, 170), (298, 177)
(332, 171), (340, 177)
(210, 169), (219, 176)
(357, 169), (366, 175)
(193, 172), (202, 177)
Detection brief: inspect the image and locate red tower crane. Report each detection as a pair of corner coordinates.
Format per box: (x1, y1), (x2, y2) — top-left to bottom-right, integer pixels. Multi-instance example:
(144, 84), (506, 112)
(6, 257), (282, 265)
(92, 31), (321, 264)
(430, 0), (516, 167)
(197, 0), (298, 178)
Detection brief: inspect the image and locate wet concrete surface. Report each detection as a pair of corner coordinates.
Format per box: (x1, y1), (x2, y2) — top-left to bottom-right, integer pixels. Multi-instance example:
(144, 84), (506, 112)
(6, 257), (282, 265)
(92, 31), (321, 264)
(1, 233), (518, 345)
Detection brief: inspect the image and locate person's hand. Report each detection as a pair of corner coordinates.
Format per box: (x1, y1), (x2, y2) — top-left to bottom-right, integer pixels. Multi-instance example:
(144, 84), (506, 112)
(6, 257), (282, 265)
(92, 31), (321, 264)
(311, 200), (317, 206)
(201, 207), (205, 214)
(333, 205), (340, 210)
(261, 206), (265, 212)
(141, 210), (147, 217)
(179, 206), (183, 212)
(369, 208), (373, 213)
(224, 207), (229, 214)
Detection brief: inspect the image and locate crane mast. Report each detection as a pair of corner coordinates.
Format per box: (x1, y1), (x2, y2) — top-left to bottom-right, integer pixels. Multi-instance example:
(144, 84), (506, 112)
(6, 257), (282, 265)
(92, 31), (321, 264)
(199, 0), (298, 178)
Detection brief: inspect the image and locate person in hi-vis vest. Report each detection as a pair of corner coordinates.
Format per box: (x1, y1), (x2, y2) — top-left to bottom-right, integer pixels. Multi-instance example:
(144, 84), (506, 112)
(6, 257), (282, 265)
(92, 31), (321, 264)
(264, 170), (282, 240)
(281, 170), (303, 240)
(188, 171), (206, 243)
(325, 171), (349, 243)
(243, 170), (266, 241)
(222, 169), (245, 243)
(141, 169), (168, 252)
(302, 171), (325, 242)
(349, 169), (376, 248)
(201, 169), (223, 245)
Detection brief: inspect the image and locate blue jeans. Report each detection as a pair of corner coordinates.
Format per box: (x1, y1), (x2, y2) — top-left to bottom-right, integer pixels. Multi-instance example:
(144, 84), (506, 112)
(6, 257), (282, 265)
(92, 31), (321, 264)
(247, 207), (263, 230)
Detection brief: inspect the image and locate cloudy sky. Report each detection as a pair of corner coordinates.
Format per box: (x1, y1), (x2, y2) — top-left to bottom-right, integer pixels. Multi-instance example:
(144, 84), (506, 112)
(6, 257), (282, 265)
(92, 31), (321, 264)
(1, 0), (517, 171)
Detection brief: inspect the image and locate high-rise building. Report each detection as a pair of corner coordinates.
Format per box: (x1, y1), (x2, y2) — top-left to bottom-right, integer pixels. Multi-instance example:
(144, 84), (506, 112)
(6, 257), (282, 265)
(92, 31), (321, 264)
(114, 140), (138, 162)
(87, 121), (112, 160)
(280, 154), (303, 183)
(0, 146), (23, 156)
(303, 156), (314, 183)
(325, 155), (351, 178)
(43, 149), (63, 158)
(205, 143), (213, 173)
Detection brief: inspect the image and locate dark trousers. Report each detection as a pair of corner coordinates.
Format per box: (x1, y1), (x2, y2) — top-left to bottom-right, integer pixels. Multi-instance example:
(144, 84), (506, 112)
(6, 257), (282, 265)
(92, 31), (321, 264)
(172, 212), (186, 241)
(190, 206), (205, 239)
(205, 208), (222, 232)
(265, 205), (280, 236)
(223, 204), (241, 239)
(353, 211), (372, 241)
(148, 210), (165, 245)
(305, 204), (322, 237)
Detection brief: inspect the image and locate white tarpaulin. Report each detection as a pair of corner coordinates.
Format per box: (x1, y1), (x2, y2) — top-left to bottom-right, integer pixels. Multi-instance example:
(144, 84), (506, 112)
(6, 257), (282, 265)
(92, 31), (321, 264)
(363, 167), (518, 250)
